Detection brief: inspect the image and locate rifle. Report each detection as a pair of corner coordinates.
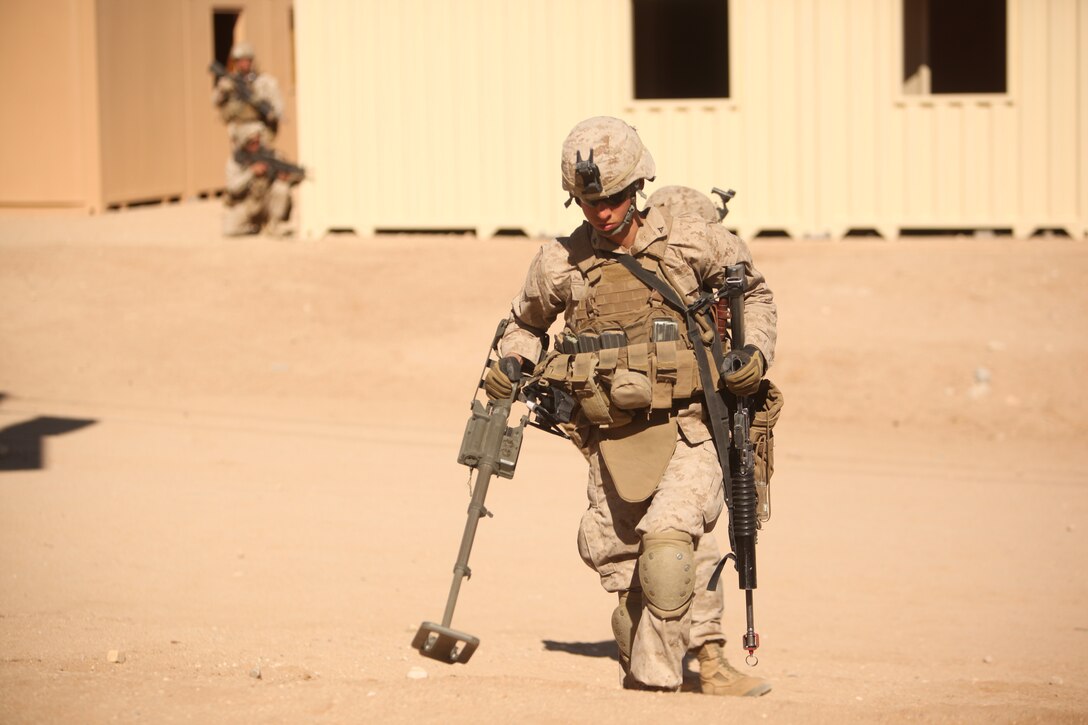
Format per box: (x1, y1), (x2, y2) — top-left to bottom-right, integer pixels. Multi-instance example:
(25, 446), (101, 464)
(412, 320), (529, 664)
(710, 263), (762, 664)
(233, 147), (306, 184)
(611, 249), (764, 664)
(208, 60), (279, 133)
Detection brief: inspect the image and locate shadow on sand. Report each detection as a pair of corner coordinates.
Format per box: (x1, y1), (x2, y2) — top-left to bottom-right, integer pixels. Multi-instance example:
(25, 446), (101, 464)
(0, 398), (97, 472)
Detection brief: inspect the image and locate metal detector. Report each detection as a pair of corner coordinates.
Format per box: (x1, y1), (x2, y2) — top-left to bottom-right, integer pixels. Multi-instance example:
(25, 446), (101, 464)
(412, 320), (527, 664)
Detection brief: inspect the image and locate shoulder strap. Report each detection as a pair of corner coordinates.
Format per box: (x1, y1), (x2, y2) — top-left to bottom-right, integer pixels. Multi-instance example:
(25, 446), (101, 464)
(615, 253), (737, 525)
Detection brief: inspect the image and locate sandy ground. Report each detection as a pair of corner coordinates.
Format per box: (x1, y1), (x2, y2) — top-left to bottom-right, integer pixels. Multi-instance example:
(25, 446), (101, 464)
(0, 200), (1086, 724)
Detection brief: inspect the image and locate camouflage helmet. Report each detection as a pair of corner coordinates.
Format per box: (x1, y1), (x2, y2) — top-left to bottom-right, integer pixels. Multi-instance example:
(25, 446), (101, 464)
(230, 41), (256, 60)
(230, 121), (266, 148)
(646, 185), (719, 224)
(561, 116), (655, 202)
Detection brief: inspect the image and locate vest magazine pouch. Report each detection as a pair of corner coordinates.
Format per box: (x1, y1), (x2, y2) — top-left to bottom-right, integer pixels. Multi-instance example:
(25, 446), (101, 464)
(653, 340), (678, 408)
(599, 414), (678, 503)
(571, 352), (613, 425)
(540, 352), (572, 385)
(673, 348), (697, 398)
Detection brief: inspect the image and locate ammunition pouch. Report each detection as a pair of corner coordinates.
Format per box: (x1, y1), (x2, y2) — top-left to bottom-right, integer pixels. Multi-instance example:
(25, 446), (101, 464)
(533, 340), (707, 429)
(751, 379), (784, 524)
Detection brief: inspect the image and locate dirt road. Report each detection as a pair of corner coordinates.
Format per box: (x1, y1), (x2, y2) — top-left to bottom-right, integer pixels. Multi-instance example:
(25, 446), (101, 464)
(1, 201), (1085, 723)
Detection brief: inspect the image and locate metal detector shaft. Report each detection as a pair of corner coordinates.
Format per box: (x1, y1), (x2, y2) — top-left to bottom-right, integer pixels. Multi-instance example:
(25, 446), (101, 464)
(438, 395), (513, 627)
(414, 324), (527, 664)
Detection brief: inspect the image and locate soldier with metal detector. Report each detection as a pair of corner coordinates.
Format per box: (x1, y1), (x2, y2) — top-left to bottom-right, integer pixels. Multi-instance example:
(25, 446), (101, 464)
(413, 117), (780, 694)
(479, 117), (776, 694)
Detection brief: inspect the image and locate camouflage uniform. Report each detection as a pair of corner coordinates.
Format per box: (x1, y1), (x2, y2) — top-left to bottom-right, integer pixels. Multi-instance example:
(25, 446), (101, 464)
(211, 42), (284, 147)
(499, 199), (777, 690)
(222, 123), (296, 237)
(646, 185), (721, 225)
(645, 184), (731, 660)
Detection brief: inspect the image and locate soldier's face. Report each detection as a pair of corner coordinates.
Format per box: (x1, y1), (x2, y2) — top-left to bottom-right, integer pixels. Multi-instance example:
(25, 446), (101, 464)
(235, 57), (253, 73)
(578, 192), (634, 236)
(245, 137), (261, 152)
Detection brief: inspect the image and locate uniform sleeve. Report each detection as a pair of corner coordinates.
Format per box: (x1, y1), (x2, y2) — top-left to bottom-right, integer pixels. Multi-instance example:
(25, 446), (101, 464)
(225, 157), (253, 196)
(497, 239), (572, 365)
(255, 74), (284, 120)
(680, 223), (778, 369)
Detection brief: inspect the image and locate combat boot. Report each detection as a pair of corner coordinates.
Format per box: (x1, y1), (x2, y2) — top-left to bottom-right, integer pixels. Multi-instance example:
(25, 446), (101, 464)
(696, 641), (772, 697)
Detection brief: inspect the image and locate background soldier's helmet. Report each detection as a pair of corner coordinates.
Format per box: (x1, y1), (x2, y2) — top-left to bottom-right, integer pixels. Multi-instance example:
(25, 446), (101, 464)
(230, 41), (256, 60)
(646, 185), (719, 224)
(230, 121), (266, 148)
(561, 116), (656, 201)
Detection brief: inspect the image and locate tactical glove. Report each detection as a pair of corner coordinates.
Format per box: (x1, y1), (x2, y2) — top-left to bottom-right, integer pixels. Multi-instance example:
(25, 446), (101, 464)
(722, 345), (764, 396)
(483, 356), (522, 400)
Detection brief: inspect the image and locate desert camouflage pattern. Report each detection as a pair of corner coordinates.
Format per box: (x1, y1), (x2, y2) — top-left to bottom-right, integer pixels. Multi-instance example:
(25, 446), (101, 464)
(229, 121), (267, 150)
(230, 41), (256, 60)
(689, 531), (726, 649)
(499, 206), (776, 367)
(499, 203), (776, 689)
(646, 185), (719, 224)
(577, 430), (723, 688)
(561, 116), (656, 201)
(212, 71), (284, 145)
(222, 152), (292, 236)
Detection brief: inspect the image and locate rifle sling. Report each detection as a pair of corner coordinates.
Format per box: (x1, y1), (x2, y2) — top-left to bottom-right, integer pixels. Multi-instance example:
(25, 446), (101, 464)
(613, 253), (735, 508)
(614, 253), (742, 591)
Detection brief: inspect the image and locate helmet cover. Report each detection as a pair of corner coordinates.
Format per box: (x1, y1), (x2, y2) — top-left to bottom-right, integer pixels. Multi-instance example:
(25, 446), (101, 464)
(646, 185), (719, 224)
(561, 116), (655, 201)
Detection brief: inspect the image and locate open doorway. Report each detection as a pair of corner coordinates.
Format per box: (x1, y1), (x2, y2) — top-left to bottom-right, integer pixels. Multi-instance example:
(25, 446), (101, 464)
(212, 8), (244, 77)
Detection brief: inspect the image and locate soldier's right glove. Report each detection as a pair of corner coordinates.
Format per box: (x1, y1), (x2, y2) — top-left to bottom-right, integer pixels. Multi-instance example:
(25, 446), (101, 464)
(483, 356), (522, 400)
(721, 345), (764, 396)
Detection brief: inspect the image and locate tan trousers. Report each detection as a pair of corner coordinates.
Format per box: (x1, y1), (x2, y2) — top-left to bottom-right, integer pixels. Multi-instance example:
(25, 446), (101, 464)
(577, 428), (725, 689)
(222, 179), (292, 236)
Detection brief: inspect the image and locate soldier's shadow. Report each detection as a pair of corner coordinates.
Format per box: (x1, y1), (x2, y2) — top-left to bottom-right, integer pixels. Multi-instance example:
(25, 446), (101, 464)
(541, 638), (701, 691)
(541, 639), (617, 660)
(0, 400), (97, 472)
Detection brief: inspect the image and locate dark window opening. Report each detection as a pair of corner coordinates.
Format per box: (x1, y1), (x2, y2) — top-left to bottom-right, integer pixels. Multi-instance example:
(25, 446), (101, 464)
(903, 0), (1006, 94)
(633, 0), (730, 99)
(212, 9), (242, 79)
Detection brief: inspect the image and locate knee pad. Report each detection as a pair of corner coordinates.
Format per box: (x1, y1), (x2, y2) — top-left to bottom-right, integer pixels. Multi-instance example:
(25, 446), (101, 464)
(611, 590), (643, 669)
(638, 529), (695, 619)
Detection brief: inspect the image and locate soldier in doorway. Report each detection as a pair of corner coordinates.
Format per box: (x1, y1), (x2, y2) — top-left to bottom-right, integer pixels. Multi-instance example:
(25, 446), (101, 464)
(484, 117), (779, 695)
(211, 41), (284, 147)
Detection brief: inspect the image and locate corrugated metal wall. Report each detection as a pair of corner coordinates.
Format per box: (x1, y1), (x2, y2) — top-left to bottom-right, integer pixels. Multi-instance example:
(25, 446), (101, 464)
(0, 0), (297, 213)
(295, 0), (632, 238)
(293, 0), (1088, 239)
(0, 0), (101, 209)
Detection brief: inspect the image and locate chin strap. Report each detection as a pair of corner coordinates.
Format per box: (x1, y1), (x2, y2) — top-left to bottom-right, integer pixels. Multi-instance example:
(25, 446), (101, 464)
(600, 189), (642, 239)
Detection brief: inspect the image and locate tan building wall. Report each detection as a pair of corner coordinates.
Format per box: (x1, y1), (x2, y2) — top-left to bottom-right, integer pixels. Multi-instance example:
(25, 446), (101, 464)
(294, 0), (1087, 240)
(0, 0), (297, 214)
